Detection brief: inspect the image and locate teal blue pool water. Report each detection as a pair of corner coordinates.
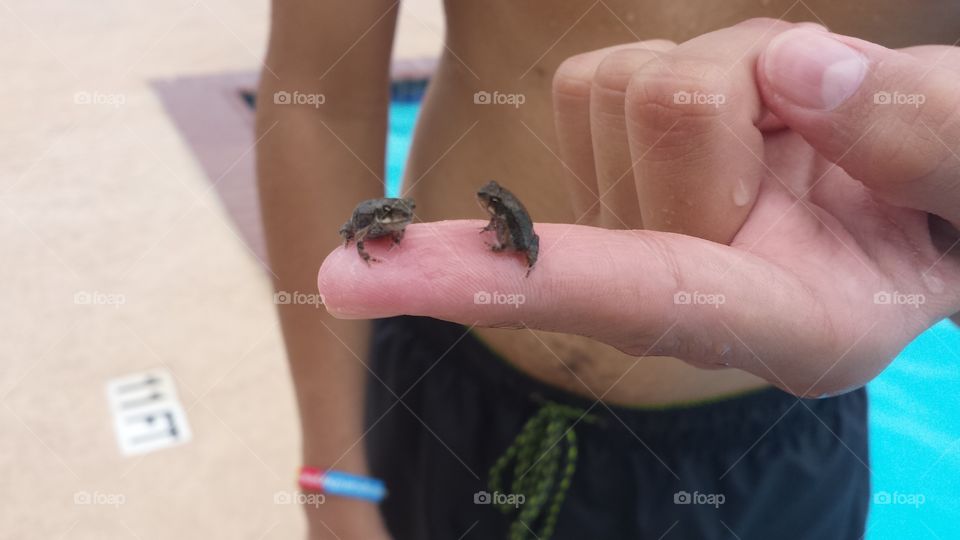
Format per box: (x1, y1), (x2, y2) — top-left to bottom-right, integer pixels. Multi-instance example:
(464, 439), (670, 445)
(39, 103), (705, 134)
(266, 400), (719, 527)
(386, 99), (960, 539)
(386, 100), (420, 197)
(868, 320), (960, 539)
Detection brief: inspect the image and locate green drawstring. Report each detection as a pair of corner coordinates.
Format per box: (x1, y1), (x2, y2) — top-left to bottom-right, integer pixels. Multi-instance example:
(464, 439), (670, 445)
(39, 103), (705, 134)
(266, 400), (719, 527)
(488, 398), (598, 540)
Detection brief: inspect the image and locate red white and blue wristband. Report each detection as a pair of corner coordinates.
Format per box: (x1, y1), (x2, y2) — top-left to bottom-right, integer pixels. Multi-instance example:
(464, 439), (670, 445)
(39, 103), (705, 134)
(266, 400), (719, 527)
(298, 467), (387, 503)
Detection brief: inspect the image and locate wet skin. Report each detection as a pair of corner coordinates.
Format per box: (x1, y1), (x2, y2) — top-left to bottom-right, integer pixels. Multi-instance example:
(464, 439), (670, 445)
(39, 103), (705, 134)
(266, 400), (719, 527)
(400, 1), (960, 405)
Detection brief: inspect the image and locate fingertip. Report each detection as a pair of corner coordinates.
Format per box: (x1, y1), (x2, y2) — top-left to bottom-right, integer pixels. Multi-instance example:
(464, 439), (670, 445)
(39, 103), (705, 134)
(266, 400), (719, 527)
(317, 245), (379, 318)
(759, 28), (868, 111)
(316, 220), (511, 319)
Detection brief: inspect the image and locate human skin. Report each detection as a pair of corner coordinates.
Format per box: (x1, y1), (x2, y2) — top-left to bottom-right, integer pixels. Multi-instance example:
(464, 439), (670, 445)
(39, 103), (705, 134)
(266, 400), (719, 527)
(258, 2), (959, 538)
(395, 3), (960, 407)
(256, 2), (396, 538)
(319, 21), (960, 399)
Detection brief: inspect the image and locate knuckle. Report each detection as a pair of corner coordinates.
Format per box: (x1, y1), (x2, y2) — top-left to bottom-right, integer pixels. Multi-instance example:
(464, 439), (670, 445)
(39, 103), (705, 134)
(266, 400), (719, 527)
(623, 60), (735, 156)
(625, 58), (734, 131)
(917, 78), (960, 177)
(593, 49), (658, 94)
(591, 50), (659, 119)
(555, 41), (678, 102)
(553, 53), (600, 101)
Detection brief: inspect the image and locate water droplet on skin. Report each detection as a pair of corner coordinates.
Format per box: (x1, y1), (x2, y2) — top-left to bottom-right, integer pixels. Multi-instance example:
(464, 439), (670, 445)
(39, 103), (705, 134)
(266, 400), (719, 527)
(923, 273), (945, 294)
(732, 179), (751, 207)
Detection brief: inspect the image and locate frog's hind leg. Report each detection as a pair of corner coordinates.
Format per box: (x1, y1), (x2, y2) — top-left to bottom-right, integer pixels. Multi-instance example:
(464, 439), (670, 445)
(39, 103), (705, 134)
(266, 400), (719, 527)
(354, 231), (381, 265)
(524, 234), (540, 277)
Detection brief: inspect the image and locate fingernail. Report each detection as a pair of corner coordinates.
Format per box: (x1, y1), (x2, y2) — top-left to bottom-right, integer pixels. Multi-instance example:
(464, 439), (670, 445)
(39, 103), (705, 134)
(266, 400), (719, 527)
(763, 29), (867, 110)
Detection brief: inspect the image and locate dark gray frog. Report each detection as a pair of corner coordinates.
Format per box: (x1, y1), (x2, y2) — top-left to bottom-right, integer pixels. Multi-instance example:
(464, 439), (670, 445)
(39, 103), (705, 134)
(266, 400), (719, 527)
(339, 197), (416, 264)
(476, 180), (539, 275)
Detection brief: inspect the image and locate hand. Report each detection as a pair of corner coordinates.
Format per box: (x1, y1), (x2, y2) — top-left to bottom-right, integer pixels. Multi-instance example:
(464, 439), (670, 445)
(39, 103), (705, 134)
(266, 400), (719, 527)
(318, 19), (960, 397)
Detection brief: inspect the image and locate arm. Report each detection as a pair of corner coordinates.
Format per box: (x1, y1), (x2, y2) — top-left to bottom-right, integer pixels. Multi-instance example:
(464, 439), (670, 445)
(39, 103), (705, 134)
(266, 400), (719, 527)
(256, 1), (398, 538)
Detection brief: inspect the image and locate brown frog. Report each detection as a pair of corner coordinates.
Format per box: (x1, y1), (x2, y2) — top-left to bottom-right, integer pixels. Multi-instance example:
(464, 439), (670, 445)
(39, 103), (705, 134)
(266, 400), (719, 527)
(476, 180), (539, 275)
(339, 197), (415, 264)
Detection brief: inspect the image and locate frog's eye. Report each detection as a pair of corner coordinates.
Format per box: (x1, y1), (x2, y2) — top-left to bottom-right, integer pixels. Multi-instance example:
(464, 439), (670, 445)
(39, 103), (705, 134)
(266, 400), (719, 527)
(490, 196), (501, 204)
(382, 205), (392, 213)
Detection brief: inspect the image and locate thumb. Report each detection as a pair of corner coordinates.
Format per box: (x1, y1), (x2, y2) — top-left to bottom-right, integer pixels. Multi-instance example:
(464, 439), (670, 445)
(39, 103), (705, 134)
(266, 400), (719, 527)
(757, 28), (960, 227)
(317, 221), (824, 378)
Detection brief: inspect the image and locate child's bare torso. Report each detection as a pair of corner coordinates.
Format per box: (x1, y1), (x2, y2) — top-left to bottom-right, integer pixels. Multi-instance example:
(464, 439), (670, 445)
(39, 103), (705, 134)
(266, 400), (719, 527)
(401, 0), (956, 405)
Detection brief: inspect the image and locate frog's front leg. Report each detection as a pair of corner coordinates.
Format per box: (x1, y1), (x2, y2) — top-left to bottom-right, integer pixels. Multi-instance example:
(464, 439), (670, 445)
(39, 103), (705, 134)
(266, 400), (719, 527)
(356, 240), (383, 264)
(482, 222), (505, 251)
(339, 224), (355, 248)
(387, 229), (404, 251)
(486, 238), (506, 252)
(481, 217), (497, 233)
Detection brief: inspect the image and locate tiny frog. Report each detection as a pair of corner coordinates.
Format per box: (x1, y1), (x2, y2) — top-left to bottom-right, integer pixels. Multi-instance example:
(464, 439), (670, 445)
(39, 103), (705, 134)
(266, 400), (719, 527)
(339, 197), (415, 264)
(476, 180), (539, 275)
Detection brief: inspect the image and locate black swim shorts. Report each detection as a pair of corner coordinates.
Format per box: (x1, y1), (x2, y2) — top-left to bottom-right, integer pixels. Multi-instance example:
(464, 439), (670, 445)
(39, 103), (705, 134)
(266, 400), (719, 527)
(364, 316), (869, 540)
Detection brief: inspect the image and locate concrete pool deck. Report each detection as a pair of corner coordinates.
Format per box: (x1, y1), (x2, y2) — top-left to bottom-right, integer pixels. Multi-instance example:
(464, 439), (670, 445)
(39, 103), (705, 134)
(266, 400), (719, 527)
(0, 0), (442, 537)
